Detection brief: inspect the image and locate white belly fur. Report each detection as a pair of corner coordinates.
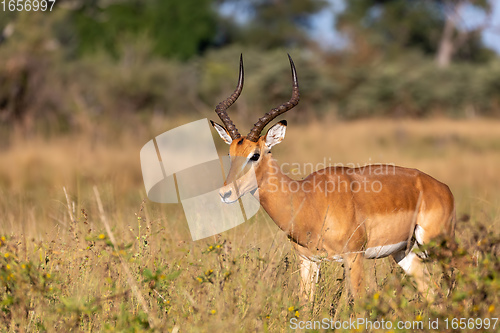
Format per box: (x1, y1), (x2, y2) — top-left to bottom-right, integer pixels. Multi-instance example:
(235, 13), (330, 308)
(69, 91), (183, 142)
(364, 241), (408, 259)
(298, 241), (409, 262)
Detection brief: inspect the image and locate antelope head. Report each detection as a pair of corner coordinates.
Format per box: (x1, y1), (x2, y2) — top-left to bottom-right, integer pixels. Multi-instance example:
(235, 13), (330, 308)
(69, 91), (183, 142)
(210, 54), (300, 203)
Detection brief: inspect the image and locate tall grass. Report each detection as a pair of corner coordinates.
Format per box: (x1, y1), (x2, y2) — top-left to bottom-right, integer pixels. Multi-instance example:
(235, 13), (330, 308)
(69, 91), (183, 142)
(0, 119), (499, 331)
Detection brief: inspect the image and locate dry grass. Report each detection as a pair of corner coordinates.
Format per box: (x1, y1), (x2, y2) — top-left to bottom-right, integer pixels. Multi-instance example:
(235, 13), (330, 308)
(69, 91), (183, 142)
(0, 118), (499, 332)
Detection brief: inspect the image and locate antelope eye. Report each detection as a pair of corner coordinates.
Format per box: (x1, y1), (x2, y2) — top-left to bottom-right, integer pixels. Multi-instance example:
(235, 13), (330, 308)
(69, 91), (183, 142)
(250, 153), (260, 161)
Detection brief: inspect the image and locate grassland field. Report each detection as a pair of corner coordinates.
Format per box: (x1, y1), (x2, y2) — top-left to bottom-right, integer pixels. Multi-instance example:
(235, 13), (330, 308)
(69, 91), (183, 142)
(0, 118), (499, 332)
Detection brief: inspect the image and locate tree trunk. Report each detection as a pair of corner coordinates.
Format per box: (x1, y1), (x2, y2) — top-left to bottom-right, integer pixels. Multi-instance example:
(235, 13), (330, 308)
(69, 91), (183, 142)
(436, 13), (456, 68)
(436, 0), (466, 68)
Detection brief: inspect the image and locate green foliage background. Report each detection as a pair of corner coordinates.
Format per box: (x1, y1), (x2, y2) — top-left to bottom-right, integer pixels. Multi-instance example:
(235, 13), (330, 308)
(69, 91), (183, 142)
(73, 0), (217, 60)
(0, 0), (498, 136)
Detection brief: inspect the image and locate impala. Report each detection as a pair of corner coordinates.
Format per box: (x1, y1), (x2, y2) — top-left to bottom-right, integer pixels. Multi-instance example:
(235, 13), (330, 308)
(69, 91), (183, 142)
(210, 55), (456, 301)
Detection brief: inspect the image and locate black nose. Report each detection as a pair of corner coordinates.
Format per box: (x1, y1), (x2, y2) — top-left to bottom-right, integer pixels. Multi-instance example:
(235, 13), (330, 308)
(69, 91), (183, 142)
(221, 190), (232, 201)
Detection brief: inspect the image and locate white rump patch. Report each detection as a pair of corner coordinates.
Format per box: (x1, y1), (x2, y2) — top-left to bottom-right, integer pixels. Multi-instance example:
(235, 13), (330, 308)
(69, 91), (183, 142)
(364, 241), (408, 259)
(415, 225), (425, 245)
(397, 251), (417, 273)
(394, 243), (419, 274)
(414, 225), (429, 258)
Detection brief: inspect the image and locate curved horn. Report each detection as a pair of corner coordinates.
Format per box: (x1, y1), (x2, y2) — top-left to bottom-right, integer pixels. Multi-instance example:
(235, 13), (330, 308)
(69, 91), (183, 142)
(215, 54), (244, 140)
(247, 54), (299, 142)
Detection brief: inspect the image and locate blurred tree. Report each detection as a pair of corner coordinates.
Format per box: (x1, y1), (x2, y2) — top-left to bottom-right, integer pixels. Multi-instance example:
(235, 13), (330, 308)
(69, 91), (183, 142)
(336, 0), (494, 66)
(73, 0), (217, 60)
(219, 0), (328, 49)
(435, 0), (493, 68)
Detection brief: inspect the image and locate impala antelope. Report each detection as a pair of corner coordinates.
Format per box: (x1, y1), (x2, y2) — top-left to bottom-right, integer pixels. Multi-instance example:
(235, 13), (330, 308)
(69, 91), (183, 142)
(210, 55), (456, 302)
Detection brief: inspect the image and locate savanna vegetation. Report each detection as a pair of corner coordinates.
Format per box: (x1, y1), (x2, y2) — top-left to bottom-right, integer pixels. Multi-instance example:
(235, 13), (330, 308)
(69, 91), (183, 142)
(1, 120), (499, 331)
(0, 0), (499, 332)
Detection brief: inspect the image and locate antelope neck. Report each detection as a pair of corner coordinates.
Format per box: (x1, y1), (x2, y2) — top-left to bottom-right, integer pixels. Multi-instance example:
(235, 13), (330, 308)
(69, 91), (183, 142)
(256, 156), (307, 235)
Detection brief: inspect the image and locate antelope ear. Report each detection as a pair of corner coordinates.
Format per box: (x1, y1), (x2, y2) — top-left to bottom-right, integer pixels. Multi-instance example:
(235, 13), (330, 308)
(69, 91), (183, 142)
(265, 120), (287, 149)
(210, 120), (232, 144)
